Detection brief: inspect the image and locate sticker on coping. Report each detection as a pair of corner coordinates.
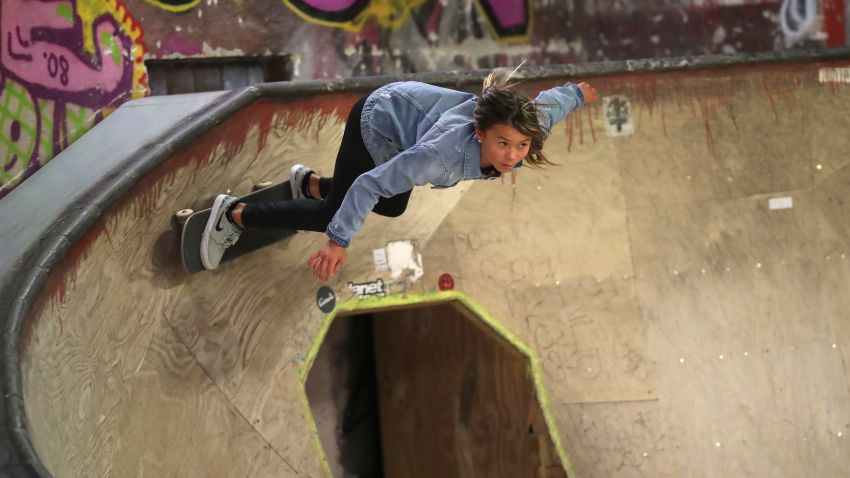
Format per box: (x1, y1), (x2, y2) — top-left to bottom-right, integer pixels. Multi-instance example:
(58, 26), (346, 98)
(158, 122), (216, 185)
(768, 196), (793, 210)
(316, 286), (336, 313)
(604, 95), (634, 137)
(348, 278), (387, 298)
(374, 240), (424, 282)
(819, 68), (850, 84)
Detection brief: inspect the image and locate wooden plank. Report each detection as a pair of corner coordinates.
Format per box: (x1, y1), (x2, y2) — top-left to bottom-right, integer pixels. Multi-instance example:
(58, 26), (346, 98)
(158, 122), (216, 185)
(247, 65), (265, 85)
(193, 64), (224, 92)
(165, 65), (195, 94)
(372, 304), (564, 477)
(222, 64), (249, 90)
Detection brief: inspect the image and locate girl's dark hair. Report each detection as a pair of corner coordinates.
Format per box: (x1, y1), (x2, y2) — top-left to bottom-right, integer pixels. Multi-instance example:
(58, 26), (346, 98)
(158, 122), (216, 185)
(473, 67), (554, 168)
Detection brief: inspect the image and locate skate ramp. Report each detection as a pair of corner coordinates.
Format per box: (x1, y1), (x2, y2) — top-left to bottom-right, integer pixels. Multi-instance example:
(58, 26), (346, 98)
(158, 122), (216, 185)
(2, 50), (850, 477)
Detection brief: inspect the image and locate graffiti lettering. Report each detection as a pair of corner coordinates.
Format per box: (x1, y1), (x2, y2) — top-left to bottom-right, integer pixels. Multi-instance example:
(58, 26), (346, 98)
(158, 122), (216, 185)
(44, 53), (71, 87)
(348, 278), (387, 298)
(283, 0), (529, 39)
(145, 0), (530, 39)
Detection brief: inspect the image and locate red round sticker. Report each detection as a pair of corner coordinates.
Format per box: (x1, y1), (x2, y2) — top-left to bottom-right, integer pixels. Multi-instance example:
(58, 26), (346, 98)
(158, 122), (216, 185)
(438, 272), (455, 291)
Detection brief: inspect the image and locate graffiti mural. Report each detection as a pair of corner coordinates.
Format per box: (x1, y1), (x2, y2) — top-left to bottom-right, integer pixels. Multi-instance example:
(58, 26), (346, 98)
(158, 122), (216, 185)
(141, 0), (201, 13)
(283, 0), (529, 38)
(132, 0), (796, 81)
(0, 0), (147, 198)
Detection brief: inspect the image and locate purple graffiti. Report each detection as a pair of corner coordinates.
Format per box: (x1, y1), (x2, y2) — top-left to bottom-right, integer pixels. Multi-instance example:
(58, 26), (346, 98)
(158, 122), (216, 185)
(476, 0), (529, 37)
(300, 0), (359, 12)
(0, 0), (141, 198)
(1, 0), (134, 108)
(289, 0), (529, 38)
(484, 0), (526, 29)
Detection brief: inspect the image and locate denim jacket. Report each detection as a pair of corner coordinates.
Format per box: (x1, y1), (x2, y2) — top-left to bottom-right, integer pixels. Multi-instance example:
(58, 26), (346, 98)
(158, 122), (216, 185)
(326, 80), (585, 247)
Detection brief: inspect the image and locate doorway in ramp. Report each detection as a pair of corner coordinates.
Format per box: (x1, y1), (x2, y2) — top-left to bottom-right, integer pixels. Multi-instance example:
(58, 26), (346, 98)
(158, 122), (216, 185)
(304, 299), (568, 478)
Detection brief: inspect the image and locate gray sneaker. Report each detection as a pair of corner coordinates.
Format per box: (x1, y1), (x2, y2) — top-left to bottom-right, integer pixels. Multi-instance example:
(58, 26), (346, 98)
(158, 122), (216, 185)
(290, 164), (314, 199)
(201, 194), (242, 270)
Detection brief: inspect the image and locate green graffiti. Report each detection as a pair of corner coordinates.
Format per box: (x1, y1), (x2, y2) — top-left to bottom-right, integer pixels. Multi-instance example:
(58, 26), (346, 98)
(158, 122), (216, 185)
(38, 99), (54, 161)
(56, 4), (74, 23)
(66, 105), (94, 144)
(0, 80), (38, 185)
(100, 32), (121, 66)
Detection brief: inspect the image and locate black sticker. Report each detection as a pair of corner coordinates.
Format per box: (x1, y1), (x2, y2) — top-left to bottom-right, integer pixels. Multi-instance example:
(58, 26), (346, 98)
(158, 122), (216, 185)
(316, 286), (336, 313)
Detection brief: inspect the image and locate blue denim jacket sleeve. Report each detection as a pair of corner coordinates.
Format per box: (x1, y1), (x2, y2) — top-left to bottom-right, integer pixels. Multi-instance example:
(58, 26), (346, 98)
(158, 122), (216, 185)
(326, 142), (444, 247)
(535, 83), (585, 136)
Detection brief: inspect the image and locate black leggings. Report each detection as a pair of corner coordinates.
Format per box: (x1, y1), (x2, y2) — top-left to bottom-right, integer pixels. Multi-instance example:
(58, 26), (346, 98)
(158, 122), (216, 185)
(241, 95), (412, 232)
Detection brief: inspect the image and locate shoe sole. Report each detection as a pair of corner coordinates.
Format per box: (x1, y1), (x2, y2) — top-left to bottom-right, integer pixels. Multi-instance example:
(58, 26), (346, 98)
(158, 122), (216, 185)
(290, 164), (304, 200)
(200, 194), (227, 270)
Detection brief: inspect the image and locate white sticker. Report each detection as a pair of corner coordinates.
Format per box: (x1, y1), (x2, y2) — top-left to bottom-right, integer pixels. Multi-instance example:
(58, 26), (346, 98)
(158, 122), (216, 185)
(819, 68), (850, 84)
(385, 240), (424, 282)
(768, 196), (793, 210)
(603, 95), (634, 137)
(373, 248), (388, 271)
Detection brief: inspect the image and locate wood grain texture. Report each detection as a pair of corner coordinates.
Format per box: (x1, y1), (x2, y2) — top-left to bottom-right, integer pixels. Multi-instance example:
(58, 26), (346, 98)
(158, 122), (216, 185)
(372, 303), (564, 478)
(422, 64), (850, 477)
(18, 61), (850, 478)
(21, 94), (472, 477)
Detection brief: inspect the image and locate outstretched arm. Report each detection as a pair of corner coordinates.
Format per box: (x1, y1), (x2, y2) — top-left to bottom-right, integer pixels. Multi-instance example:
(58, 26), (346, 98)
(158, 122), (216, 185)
(307, 144), (445, 282)
(535, 81), (598, 135)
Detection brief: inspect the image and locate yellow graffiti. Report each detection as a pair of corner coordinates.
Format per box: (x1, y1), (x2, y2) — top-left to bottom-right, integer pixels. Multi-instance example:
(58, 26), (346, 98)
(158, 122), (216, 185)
(73, 0), (148, 98)
(140, 0), (203, 13)
(283, 0), (427, 32)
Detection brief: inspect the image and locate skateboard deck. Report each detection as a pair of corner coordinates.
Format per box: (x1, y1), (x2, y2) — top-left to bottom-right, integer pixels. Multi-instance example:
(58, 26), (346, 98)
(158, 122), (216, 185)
(180, 180), (296, 273)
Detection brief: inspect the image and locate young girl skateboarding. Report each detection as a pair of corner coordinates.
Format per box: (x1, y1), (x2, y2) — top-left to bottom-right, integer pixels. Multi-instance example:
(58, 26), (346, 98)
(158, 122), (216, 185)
(201, 68), (598, 281)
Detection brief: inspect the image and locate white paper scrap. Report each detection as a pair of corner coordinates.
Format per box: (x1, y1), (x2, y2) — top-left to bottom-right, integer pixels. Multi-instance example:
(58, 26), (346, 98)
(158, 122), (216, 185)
(373, 248), (388, 272)
(386, 240), (424, 282)
(768, 196), (793, 210)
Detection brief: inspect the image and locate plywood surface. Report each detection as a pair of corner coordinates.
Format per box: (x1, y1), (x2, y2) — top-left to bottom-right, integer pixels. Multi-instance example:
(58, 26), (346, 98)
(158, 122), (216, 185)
(372, 304), (563, 477)
(17, 61), (850, 477)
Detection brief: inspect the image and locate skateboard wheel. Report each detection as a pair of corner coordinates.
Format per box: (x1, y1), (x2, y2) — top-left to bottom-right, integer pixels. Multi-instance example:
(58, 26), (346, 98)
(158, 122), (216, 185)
(252, 181), (274, 192)
(175, 209), (193, 226)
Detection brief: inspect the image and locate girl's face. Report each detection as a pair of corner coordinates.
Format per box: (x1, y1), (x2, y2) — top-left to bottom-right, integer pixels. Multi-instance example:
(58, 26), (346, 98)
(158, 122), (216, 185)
(476, 123), (531, 174)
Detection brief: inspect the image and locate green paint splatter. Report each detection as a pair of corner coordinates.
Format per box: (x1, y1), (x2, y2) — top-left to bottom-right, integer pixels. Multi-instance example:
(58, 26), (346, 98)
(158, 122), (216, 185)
(100, 32), (121, 66)
(56, 4), (73, 23)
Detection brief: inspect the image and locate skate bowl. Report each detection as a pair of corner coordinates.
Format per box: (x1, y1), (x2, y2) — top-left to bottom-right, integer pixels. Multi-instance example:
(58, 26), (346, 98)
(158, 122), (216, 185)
(2, 48), (850, 477)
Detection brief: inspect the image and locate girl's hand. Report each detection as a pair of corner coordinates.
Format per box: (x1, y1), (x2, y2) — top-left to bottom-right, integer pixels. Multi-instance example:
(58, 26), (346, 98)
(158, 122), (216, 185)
(578, 82), (598, 105)
(308, 240), (346, 282)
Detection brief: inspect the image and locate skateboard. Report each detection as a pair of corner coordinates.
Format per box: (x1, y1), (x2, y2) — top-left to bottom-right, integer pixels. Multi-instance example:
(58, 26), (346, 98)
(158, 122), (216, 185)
(179, 180), (296, 273)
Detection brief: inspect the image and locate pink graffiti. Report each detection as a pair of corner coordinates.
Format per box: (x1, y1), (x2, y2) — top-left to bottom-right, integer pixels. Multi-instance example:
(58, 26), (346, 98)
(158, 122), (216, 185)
(292, 0), (528, 37)
(484, 0), (526, 29)
(300, 0), (359, 12)
(1, 0), (132, 104)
